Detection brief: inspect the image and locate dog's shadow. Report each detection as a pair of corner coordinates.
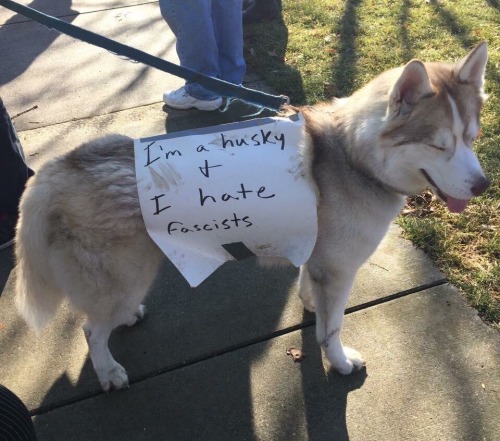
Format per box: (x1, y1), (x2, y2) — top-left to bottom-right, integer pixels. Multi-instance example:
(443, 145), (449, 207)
(299, 319), (367, 441)
(29, 261), (366, 440)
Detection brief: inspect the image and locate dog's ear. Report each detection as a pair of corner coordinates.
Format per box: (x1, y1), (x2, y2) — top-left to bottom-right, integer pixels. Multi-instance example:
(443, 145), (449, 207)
(454, 41), (488, 87)
(387, 60), (434, 118)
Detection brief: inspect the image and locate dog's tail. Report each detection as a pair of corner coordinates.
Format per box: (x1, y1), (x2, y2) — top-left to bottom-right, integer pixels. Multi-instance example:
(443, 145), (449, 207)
(15, 172), (62, 331)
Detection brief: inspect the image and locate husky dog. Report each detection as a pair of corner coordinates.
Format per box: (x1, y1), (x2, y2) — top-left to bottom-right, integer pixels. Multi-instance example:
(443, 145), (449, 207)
(15, 43), (490, 391)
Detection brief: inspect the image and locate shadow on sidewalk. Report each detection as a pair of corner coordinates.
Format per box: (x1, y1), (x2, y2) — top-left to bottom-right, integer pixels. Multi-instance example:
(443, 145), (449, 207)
(0, 0), (77, 86)
(163, 100), (277, 134)
(0, 247), (14, 296)
(300, 316), (367, 441)
(29, 258), (305, 440)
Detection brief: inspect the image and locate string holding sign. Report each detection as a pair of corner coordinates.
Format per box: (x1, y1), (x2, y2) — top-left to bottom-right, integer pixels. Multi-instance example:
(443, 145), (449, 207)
(134, 114), (318, 287)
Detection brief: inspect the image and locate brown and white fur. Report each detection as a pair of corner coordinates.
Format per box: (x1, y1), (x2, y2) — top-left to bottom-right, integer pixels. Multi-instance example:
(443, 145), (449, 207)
(15, 43), (490, 390)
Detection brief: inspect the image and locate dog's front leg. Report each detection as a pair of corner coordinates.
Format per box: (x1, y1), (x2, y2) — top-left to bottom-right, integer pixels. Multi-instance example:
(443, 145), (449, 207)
(308, 265), (365, 374)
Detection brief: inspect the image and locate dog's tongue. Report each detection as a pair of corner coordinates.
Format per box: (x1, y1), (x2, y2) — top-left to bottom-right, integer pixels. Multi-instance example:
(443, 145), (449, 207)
(446, 197), (469, 213)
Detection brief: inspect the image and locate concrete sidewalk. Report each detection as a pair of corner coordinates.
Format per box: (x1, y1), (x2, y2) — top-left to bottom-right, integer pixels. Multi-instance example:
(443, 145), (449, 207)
(0, 1), (499, 440)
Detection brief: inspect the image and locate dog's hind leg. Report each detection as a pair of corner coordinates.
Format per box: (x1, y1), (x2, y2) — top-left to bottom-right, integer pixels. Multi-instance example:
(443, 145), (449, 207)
(297, 265), (315, 312)
(308, 264), (365, 375)
(81, 277), (157, 391)
(83, 319), (129, 392)
(61, 234), (163, 391)
(82, 289), (151, 391)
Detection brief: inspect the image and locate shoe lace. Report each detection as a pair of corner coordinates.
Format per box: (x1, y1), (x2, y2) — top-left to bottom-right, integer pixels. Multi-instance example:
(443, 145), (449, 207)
(175, 87), (189, 98)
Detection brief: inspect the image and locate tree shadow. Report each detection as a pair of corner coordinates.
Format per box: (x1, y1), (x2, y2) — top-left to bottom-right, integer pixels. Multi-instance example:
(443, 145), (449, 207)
(485, 0), (499, 9)
(5, 7), (172, 132)
(429, 3), (500, 87)
(330, 0), (362, 97)
(378, 285), (498, 440)
(0, 0), (77, 86)
(398, 0), (414, 61)
(430, 2), (476, 48)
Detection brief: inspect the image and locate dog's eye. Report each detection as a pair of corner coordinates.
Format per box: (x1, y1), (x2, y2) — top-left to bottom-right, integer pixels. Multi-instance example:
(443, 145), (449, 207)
(428, 144), (446, 151)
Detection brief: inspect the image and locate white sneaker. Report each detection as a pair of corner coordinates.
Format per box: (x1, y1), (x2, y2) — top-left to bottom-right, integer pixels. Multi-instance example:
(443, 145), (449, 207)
(163, 86), (223, 111)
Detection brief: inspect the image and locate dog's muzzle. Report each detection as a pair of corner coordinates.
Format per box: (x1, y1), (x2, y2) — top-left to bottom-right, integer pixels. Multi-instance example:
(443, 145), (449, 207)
(420, 169), (490, 213)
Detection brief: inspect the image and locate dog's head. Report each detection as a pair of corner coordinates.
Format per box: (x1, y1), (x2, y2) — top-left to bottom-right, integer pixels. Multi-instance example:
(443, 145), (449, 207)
(376, 42), (490, 213)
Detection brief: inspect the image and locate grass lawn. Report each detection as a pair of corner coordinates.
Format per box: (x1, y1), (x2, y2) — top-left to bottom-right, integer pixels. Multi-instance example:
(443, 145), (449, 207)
(244, 0), (499, 327)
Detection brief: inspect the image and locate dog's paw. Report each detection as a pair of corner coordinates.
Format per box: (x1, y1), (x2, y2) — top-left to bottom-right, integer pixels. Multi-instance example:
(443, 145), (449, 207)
(330, 347), (365, 375)
(99, 363), (129, 392)
(125, 304), (147, 327)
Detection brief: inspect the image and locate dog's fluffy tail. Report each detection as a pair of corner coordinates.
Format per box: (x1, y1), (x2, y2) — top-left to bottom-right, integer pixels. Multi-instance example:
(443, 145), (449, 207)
(15, 174), (62, 331)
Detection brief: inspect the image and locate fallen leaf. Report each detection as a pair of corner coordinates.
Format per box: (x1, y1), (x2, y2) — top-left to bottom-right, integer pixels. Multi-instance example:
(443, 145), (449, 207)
(286, 347), (306, 362)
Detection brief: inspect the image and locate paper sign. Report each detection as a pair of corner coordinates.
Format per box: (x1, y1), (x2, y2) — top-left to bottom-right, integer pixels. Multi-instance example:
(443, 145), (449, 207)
(134, 114), (317, 287)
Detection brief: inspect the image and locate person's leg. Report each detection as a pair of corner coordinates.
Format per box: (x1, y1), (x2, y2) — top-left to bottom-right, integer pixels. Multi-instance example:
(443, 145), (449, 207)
(212, 0), (246, 85)
(0, 98), (34, 250)
(0, 385), (37, 440)
(243, 0), (281, 24)
(243, 0), (283, 12)
(159, 0), (221, 102)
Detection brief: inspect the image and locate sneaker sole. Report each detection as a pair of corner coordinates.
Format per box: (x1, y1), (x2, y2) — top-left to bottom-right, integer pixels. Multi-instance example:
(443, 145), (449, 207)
(163, 95), (222, 111)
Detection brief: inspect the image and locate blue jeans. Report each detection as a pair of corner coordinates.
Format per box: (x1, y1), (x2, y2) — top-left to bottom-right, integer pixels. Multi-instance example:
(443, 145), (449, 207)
(159, 0), (246, 100)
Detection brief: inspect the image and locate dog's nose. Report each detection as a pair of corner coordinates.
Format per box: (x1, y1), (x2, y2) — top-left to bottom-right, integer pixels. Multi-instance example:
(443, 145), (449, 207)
(471, 176), (491, 196)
